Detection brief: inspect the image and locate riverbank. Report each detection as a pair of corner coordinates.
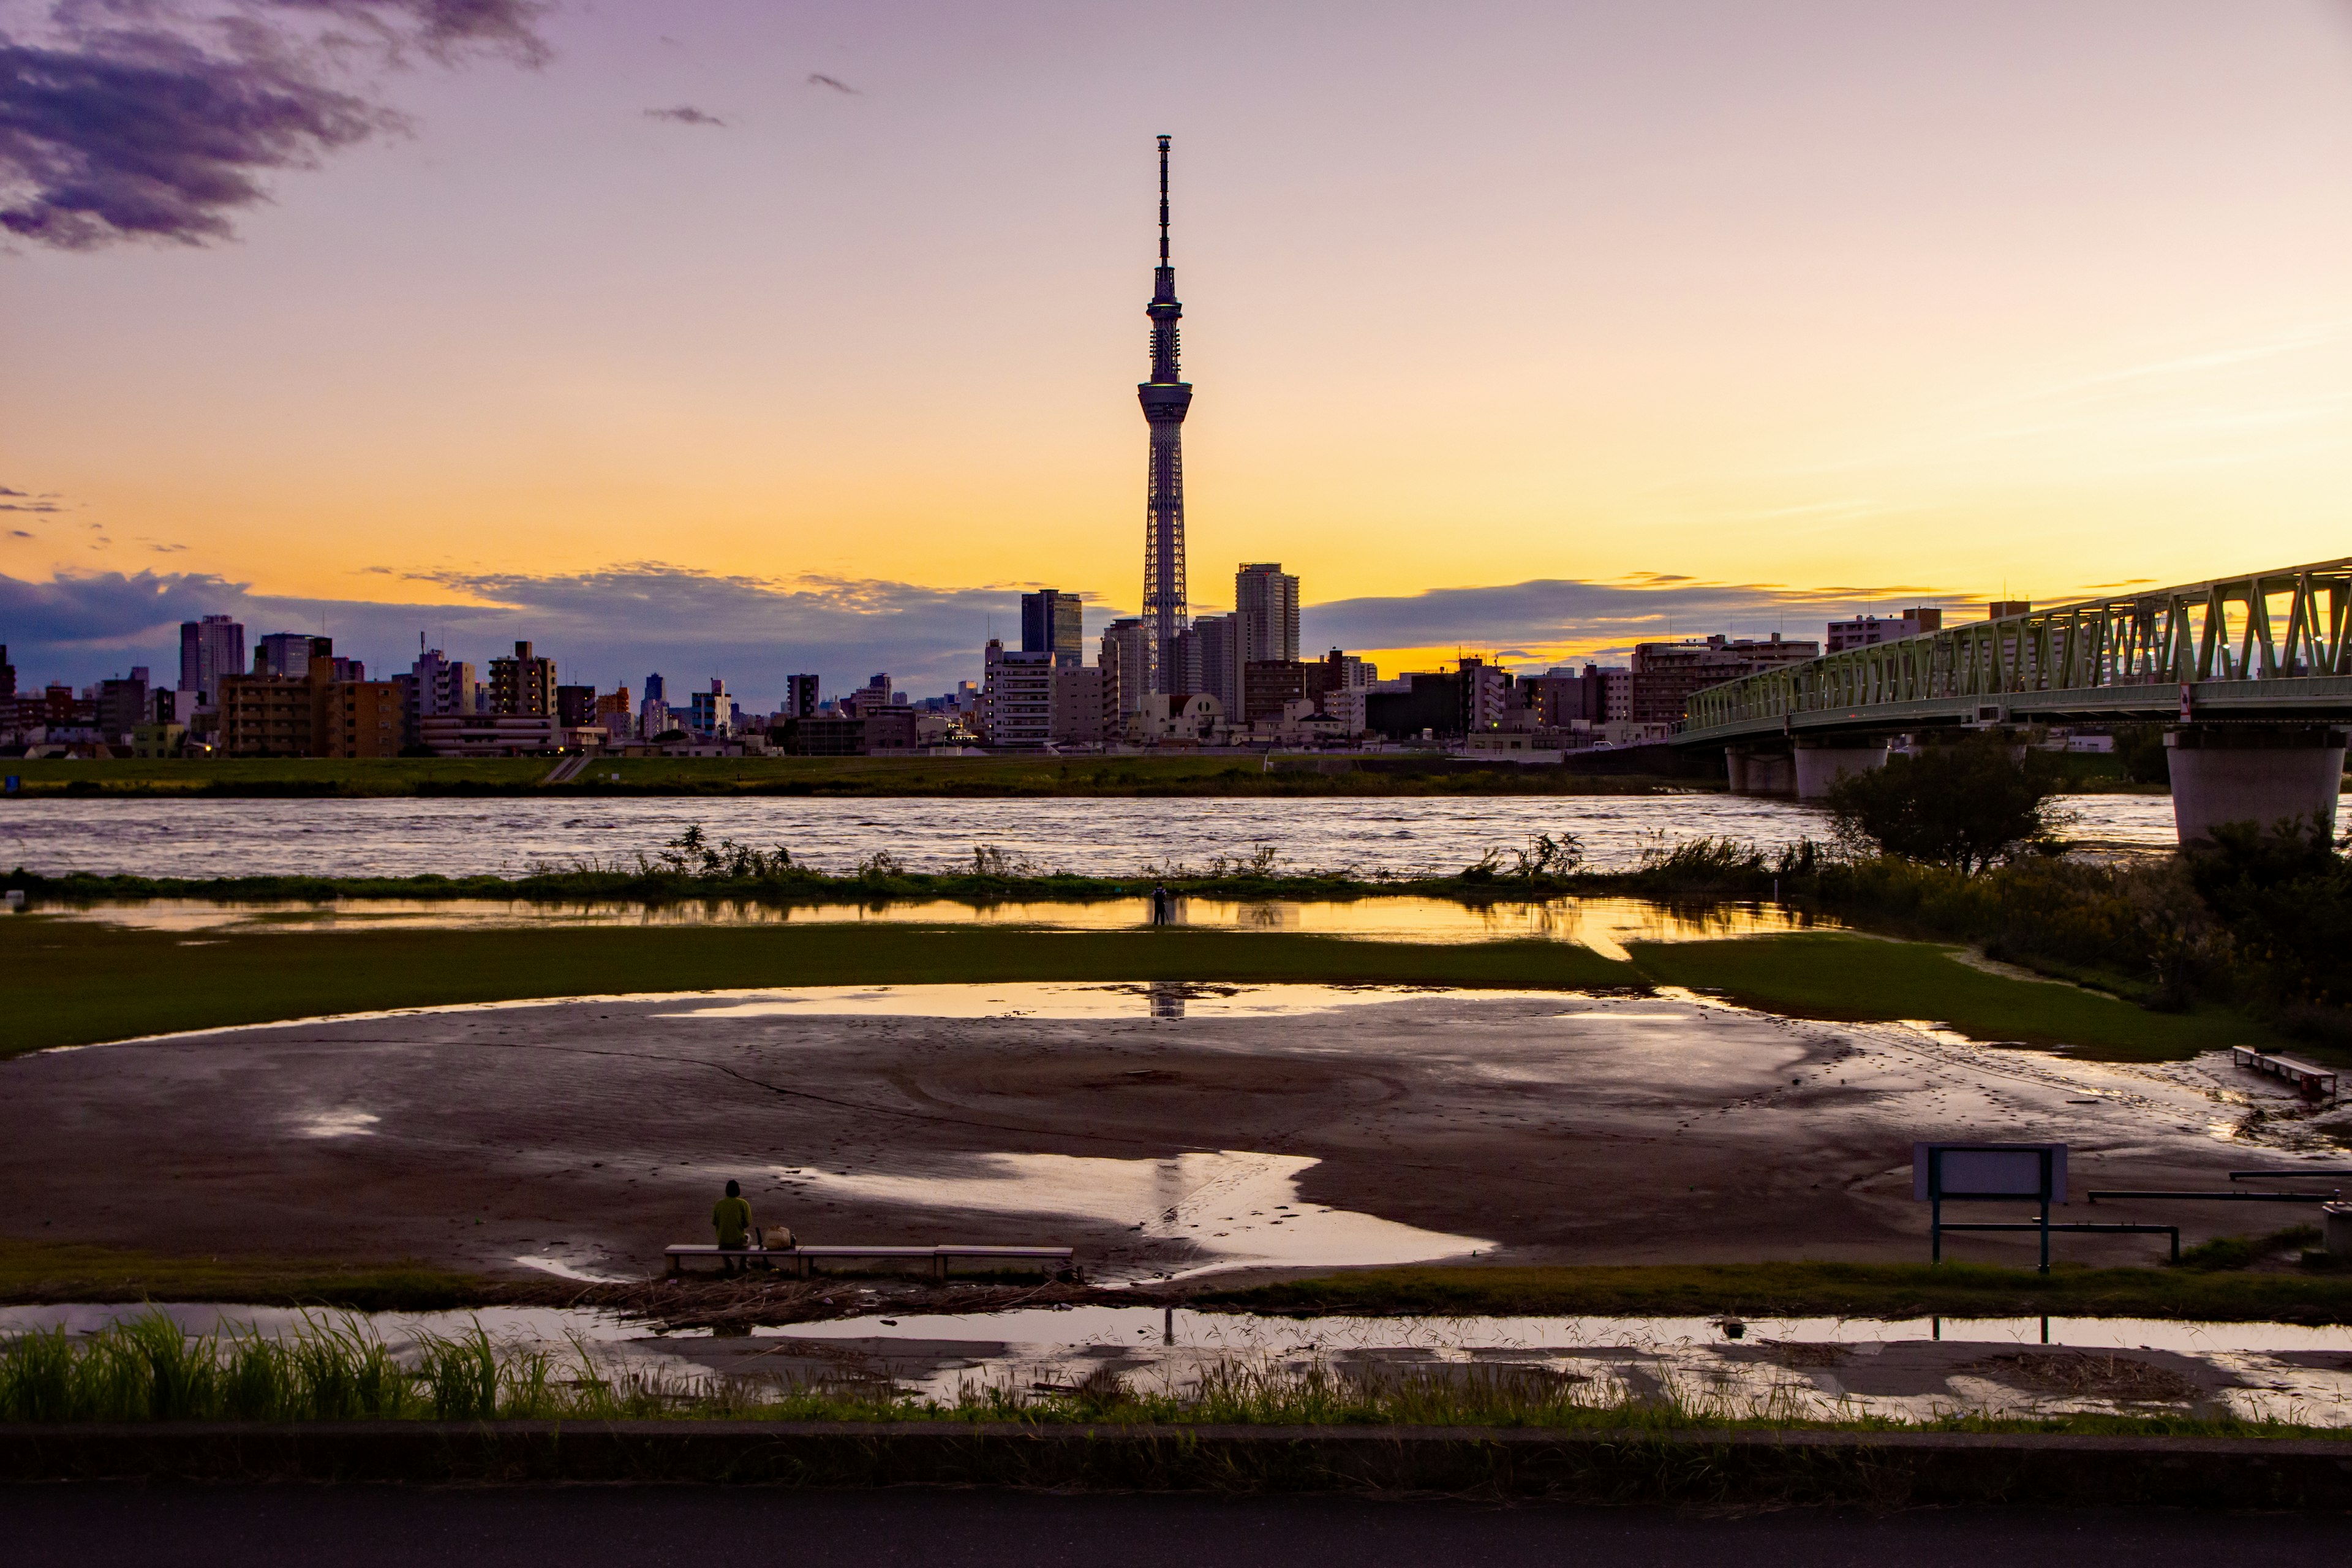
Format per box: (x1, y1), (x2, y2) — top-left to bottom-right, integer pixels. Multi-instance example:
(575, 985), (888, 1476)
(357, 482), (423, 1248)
(0, 750), (2153, 797)
(0, 914), (2277, 1060)
(9, 1242), (2348, 1324)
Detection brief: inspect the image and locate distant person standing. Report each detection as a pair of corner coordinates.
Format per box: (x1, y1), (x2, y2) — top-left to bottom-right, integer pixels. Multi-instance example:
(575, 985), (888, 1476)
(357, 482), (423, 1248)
(1151, 883), (1172, 925)
(712, 1180), (752, 1275)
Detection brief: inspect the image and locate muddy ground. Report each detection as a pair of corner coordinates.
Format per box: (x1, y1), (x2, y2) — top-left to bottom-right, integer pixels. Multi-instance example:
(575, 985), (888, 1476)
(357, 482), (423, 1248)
(0, 984), (2339, 1283)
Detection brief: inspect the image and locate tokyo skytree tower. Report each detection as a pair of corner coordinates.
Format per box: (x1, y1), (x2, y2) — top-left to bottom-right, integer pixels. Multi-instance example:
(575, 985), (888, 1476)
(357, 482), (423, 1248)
(1137, 134), (1192, 695)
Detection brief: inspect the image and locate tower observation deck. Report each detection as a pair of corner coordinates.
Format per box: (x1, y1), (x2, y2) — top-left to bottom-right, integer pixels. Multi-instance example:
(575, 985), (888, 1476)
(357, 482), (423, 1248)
(1138, 134), (1192, 696)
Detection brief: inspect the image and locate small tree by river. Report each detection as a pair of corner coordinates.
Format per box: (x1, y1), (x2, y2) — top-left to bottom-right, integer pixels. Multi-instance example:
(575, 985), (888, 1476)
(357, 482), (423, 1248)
(1825, 736), (2065, 875)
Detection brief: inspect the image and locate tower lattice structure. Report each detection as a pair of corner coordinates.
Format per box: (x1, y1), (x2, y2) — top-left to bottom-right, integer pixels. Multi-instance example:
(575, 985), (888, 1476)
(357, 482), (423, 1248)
(1137, 134), (1192, 696)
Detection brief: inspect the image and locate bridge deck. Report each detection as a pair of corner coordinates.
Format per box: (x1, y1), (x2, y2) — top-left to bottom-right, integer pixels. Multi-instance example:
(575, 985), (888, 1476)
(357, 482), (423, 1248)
(1675, 557), (2352, 746)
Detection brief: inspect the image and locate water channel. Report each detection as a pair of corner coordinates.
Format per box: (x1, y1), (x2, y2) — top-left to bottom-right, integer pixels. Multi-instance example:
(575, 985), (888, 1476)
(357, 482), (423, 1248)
(0, 792), (2179, 880)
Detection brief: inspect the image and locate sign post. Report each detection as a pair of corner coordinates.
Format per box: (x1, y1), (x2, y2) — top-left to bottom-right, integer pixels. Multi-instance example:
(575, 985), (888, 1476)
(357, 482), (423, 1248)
(1915, 1143), (2067, 1274)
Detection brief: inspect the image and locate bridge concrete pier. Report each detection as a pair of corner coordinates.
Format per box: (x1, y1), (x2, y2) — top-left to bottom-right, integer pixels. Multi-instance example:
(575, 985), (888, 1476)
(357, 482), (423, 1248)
(1793, 739), (1888, 799)
(1725, 745), (1796, 795)
(2166, 726), (2346, 845)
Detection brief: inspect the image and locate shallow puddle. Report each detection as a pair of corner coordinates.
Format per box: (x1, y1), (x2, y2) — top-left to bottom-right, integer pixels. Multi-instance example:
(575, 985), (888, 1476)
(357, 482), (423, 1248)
(9, 1302), (2348, 1428)
(21, 894), (1823, 957)
(658, 982), (1559, 1024)
(767, 1150), (1492, 1279)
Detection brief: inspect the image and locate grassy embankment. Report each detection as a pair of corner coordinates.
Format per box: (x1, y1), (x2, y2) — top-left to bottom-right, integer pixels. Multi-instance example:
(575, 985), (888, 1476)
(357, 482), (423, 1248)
(0, 749), (2152, 796)
(6, 1303), (2352, 1454)
(0, 915), (2277, 1062)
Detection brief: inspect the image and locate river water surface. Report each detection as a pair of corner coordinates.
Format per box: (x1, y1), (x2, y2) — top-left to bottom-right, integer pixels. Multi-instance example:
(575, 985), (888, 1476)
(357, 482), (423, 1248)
(0, 792), (2177, 880)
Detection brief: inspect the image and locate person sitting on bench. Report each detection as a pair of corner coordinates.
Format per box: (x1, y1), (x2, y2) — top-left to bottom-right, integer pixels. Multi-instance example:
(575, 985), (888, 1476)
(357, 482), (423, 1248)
(712, 1180), (753, 1275)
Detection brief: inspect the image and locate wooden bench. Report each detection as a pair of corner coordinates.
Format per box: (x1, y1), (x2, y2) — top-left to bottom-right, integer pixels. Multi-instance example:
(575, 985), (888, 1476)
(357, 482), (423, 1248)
(663, 1243), (1075, 1281)
(2231, 1045), (2340, 1101)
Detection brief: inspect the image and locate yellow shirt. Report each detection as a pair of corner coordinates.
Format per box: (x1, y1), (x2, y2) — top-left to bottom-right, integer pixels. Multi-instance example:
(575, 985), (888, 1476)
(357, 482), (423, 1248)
(712, 1194), (752, 1247)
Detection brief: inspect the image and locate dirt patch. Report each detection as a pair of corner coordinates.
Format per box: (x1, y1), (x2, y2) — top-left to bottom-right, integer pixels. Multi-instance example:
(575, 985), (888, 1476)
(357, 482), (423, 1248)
(1966, 1351), (2201, 1403)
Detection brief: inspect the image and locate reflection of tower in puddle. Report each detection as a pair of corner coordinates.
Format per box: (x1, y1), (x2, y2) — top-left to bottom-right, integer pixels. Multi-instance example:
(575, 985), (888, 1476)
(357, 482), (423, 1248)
(1147, 981), (1188, 1020)
(1235, 902), (1298, 932)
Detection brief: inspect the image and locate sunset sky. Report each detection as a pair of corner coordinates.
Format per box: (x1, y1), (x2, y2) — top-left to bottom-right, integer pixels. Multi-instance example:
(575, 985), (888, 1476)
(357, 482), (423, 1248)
(6, 0), (2352, 701)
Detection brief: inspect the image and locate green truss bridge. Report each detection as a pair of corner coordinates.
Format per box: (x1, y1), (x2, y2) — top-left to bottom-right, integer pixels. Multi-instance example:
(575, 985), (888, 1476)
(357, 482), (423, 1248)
(1673, 556), (2351, 844)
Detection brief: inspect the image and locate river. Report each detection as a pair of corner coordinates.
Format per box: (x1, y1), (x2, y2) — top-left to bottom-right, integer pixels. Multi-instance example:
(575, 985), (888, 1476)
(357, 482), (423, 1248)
(0, 792), (2178, 880)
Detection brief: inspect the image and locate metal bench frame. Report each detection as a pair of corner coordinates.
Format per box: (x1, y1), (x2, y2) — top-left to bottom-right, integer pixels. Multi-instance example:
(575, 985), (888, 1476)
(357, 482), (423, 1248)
(664, 1244), (1074, 1281)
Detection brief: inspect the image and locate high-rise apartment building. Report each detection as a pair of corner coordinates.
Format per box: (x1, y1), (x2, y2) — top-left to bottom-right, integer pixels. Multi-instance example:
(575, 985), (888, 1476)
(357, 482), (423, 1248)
(1234, 564), (1300, 670)
(1190, 612), (1238, 712)
(785, 674), (821, 718)
(178, 616), (245, 701)
(556, 685), (598, 727)
(1021, 590), (1085, 668)
(980, 640), (1055, 748)
(489, 641), (557, 717)
(1137, 135), (1193, 694)
(688, 679), (732, 736)
(254, 632), (319, 679)
(1100, 616), (1148, 720)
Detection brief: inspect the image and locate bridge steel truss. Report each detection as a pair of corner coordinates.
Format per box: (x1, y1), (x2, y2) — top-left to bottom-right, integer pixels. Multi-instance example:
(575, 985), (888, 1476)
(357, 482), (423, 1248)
(1678, 557), (2352, 747)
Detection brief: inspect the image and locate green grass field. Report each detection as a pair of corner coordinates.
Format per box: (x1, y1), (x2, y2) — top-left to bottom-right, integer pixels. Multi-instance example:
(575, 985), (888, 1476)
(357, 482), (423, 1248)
(1626, 932), (2277, 1060)
(0, 913), (2276, 1060)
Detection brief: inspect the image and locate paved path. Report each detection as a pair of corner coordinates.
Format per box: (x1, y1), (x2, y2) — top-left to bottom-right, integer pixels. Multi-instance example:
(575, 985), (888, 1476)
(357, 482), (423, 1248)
(4, 1487), (2346, 1566)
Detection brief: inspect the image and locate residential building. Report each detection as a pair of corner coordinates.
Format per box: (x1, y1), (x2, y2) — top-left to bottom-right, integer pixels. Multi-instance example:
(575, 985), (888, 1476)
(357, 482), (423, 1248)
(556, 684), (598, 728)
(1364, 671), (1467, 741)
(1100, 617), (1147, 718)
(129, 722), (187, 758)
(96, 671), (149, 742)
(177, 616), (244, 701)
(1242, 660), (1307, 726)
(594, 687), (635, 740)
(1164, 624), (1204, 697)
(641, 699), (674, 738)
(1234, 563), (1300, 669)
(1, 643), (13, 703)
(1050, 665), (1111, 745)
(785, 674), (821, 718)
(782, 712), (918, 755)
(1457, 657), (1513, 731)
(688, 679), (732, 736)
(219, 670), (314, 756)
(489, 641), (557, 717)
(154, 689), (200, 725)
(1988, 600), (2033, 620)
(1521, 665), (1610, 726)
(1021, 589), (1085, 668)
(1826, 606), (1943, 653)
(418, 712), (561, 756)
(1628, 634), (1819, 728)
(313, 666), (404, 758)
(254, 632), (318, 679)
(399, 648), (478, 748)
(1191, 612), (1238, 713)
(979, 639), (1055, 748)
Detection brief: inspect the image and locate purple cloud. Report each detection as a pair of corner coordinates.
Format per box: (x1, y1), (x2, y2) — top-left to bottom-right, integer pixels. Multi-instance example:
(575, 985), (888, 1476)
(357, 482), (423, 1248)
(0, 2), (548, 249)
(644, 105), (725, 127)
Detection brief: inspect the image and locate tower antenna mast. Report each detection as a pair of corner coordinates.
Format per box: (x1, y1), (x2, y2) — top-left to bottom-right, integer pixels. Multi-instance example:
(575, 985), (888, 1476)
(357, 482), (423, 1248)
(1137, 134), (1193, 701)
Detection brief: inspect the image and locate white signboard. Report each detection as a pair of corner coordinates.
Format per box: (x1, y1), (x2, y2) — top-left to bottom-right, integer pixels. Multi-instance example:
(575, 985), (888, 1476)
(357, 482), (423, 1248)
(1912, 1143), (2066, 1202)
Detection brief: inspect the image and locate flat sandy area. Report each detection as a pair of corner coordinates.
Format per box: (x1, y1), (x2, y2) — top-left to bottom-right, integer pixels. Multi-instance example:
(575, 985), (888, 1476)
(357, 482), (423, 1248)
(0, 984), (2335, 1282)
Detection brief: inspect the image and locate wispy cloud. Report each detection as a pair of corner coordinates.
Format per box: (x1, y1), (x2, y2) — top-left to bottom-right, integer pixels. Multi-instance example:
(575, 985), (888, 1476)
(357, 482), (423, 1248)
(644, 105), (725, 127)
(0, 1), (548, 248)
(806, 72), (858, 94)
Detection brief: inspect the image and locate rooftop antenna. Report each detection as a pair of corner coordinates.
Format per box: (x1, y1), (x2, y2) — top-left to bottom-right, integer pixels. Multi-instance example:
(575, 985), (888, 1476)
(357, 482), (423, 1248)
(1158, 133), (1171, 271)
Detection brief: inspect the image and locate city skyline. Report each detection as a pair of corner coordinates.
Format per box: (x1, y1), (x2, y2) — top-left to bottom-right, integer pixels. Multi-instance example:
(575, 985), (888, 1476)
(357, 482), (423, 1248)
(9, 2), (2352, 691)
